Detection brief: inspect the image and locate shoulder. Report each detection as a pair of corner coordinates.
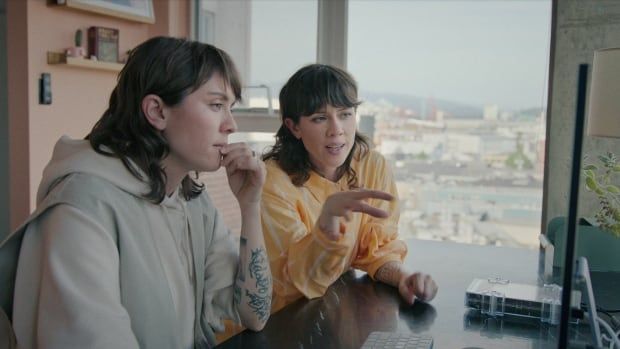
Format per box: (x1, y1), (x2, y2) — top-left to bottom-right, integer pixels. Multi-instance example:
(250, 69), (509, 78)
(355, 149), (389, 172)
(264, 158), (289, 178)
(264, 159), (296, 188)
(262, 159), (300, 200)
(28, 173), (141, 241)
(366, 149), (388, 165)
(43, 173), (135, 210)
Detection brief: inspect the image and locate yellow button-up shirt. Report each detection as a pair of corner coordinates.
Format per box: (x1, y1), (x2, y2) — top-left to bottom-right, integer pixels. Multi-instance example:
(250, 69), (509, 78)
(261, 149), (407, 312)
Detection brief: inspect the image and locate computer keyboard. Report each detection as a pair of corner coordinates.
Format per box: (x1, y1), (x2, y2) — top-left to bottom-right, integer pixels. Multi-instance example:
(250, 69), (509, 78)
(360, 331), (434, 349)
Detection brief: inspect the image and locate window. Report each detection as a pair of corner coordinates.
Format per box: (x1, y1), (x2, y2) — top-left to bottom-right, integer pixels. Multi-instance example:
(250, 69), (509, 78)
(195, 0), (317, 151)
(195, 0), (552, 248)
(348, 0), (552, 248)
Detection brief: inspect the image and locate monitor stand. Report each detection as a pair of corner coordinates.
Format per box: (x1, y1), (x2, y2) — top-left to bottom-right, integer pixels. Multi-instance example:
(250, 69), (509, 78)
(575, 257), (603, 348)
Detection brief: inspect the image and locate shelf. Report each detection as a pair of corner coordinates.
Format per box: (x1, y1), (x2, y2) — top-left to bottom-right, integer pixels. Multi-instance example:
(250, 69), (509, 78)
(47, 52), (123, 72)
(232, 111), (281, 133)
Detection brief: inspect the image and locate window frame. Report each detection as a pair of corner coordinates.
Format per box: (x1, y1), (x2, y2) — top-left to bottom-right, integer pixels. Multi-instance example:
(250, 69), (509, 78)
(190, 0), (350, 133)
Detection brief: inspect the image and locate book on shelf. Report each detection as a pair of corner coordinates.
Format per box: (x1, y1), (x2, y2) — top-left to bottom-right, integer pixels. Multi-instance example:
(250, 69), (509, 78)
(88, 26), (119, 63)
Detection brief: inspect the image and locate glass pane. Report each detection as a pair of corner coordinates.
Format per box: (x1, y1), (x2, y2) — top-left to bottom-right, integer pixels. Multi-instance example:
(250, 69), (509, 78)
(348, 0), (551, 249)
(196, 0), (318, 151)
(248, 0), (317, 111)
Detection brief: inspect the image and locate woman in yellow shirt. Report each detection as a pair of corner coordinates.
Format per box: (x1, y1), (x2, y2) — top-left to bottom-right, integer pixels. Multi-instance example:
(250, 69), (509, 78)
(261, 64), (438, 313)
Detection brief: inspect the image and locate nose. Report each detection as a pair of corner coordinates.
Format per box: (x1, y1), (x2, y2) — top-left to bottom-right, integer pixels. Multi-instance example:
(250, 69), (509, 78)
(326, 117), (344, 137)
(221, 109), (238, 134)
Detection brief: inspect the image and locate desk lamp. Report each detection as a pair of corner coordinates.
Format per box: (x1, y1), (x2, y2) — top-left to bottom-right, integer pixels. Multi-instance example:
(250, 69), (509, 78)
(558, 47), (620, 349)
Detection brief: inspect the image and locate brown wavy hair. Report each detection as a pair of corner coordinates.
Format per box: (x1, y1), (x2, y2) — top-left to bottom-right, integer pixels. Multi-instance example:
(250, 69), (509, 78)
(87, 36), (241, 203)
(263, 64), (369, 187)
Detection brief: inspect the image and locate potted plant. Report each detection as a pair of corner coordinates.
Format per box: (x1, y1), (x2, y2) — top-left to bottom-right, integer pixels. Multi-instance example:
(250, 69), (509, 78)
(546, 152), (620, 272)
(583, 151), (620, 236)
(65, 29), (86, 58)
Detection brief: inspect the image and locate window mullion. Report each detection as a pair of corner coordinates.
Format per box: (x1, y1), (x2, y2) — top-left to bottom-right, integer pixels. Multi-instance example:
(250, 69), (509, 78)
(317, 0), (348, 69)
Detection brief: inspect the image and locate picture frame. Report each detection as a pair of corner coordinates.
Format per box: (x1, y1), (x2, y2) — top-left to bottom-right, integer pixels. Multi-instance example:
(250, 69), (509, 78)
(56, 0), (155, 24)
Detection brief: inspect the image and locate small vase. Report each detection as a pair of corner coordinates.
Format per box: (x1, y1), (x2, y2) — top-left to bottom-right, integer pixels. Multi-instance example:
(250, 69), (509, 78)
(65, 47), (86, 58)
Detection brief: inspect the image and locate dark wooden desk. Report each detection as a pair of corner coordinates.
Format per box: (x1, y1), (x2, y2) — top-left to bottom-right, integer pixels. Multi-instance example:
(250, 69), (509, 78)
(217, 239), (616, 349)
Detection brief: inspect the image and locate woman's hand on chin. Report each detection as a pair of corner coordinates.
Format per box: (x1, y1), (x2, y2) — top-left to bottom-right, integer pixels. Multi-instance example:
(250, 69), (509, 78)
(221, 143), (266, 208)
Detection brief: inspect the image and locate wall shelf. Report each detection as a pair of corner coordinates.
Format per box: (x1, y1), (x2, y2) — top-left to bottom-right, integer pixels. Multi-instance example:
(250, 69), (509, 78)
(47, 52), (123, 72)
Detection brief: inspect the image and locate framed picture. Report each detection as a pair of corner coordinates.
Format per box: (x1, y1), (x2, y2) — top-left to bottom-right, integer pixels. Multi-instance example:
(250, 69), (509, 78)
(56, 0), (155, 24)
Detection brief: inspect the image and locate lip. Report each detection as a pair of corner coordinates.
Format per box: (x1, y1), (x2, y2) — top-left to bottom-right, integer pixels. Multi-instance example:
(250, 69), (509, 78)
(213, 144), (226, 159)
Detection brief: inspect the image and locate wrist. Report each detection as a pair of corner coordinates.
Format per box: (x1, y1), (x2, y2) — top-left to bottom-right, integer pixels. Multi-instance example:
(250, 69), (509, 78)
(239, 201), (261, 213)
(318, 208), (338, 229)
(238, 198), (261, 209)
(376, 261), (406, 287)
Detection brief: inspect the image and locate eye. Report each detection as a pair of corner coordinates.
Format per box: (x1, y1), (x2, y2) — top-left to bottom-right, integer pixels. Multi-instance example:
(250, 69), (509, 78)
(210, 103), (224, 111)
(311, 115), (327, 123)
(340, 112), (353, 119)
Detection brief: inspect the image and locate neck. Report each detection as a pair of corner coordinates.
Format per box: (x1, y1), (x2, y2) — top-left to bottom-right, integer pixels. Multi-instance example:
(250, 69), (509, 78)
(161, 159), (187, 196)
(317, 167), (341, 182)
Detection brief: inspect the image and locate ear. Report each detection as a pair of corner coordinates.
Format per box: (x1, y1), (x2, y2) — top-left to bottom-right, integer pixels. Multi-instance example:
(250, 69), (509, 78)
(142, 94), (167, 131)
(284, 118), (301, 139)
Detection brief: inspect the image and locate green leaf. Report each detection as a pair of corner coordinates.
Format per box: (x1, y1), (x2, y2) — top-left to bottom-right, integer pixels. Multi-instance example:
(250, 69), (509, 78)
(584, 169), (595, 178)
(586, 177), (601, 195)
(610, 224), (620, 237)
(583, 164), (598, 171)
(613, 165), (620, 172)
(606, 185), (620, 194)
(585, 176), (598, 191)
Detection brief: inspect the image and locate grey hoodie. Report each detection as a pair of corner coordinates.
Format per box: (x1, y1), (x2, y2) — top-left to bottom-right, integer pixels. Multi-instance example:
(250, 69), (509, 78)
(0, 136), (240, 349)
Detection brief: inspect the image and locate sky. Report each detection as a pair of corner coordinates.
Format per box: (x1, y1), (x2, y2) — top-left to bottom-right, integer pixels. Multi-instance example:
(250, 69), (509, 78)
(250, 0), (552, 111)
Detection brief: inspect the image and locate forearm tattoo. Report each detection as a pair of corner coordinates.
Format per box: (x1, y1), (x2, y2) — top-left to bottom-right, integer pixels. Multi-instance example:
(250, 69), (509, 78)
(375, 261), (402, 287)
(244, 248), (271, 321)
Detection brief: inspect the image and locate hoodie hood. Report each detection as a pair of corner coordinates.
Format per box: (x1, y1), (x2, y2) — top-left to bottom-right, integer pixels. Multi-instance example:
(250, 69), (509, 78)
(37, 136), (151, 205)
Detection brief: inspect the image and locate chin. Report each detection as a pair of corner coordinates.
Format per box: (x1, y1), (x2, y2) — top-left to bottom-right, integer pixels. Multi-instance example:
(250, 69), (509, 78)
(203, 164), (221, 173)
(193, 161), (220, 173)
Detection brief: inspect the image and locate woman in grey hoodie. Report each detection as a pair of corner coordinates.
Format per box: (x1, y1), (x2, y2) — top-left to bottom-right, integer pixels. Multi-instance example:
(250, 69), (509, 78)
(0, 36), (272, 349)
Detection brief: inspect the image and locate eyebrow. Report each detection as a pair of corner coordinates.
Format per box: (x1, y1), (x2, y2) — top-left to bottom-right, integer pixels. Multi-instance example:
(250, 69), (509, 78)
(313, 106), (353, 114)
(206, 91), (230, 100)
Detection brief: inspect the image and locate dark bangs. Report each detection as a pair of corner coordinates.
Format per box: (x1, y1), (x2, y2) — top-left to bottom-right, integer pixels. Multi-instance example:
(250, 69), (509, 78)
(192, 44), (242, 104)
(161, 41), (242, 108)
(280, 64), (361, 122)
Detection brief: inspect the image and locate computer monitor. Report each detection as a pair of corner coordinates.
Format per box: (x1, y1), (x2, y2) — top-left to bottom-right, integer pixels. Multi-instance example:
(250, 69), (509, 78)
(556, 64), (604, 349)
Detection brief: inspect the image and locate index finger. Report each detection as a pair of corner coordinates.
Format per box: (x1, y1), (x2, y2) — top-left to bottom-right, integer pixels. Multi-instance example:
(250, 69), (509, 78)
(346, 189), (394, 201)
(221, 142), (251, 155)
